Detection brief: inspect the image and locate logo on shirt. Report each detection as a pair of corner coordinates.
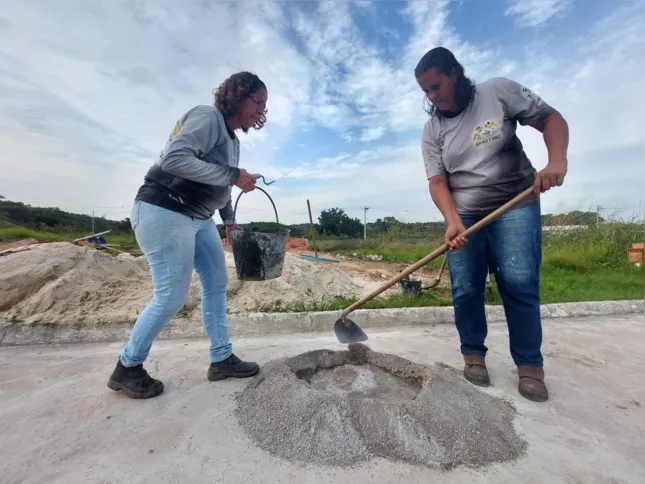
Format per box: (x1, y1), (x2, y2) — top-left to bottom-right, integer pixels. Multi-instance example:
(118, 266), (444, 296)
(522, 87), (538, 100)
(171, 119), (181, 136)
(472, 120), (502, 149)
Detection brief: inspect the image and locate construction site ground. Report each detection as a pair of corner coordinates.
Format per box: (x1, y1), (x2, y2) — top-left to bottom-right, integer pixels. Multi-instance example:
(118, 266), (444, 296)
(1, 314), (643, 484)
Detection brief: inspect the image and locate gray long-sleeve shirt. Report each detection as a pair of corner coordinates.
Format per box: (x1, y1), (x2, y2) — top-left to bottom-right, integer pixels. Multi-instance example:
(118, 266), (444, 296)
(135, 105), (241, 224)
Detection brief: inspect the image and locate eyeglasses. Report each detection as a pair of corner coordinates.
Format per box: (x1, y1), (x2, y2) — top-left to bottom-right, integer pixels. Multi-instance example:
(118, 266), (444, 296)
(247, 95), (267, 114)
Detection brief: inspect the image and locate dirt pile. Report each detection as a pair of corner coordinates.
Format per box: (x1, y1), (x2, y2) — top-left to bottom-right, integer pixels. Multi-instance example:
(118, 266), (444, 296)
(0, 243), (365, 325)
(286, 237), (309, 252)
(235, 344), (526, 469)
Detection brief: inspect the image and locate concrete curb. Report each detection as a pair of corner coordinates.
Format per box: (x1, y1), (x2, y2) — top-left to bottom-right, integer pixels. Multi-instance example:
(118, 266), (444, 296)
(0, 300), (642, 347)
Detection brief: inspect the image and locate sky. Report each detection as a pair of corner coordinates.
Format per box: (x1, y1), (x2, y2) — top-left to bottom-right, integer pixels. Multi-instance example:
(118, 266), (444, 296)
(0, 0), (643, 225)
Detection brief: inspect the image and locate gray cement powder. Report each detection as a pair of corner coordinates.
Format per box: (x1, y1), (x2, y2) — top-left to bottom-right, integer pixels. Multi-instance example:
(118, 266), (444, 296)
(235, 344), (526, 469)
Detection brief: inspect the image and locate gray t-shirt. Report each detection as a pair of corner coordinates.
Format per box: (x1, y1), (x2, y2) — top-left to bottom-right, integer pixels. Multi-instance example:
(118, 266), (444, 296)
(421, 77), (555, 215)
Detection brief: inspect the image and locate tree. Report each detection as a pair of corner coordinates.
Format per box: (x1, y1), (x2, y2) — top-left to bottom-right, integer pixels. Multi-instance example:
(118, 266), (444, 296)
(0, 194), (5, 200)
(374, 216), (401, 233)
(318, 207), (363, 237)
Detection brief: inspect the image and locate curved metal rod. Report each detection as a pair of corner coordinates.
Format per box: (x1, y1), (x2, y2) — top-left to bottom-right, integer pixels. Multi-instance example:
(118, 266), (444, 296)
(421, 254), (447, 290)
(232, 186), (280, 227)
(252, 174), (274, 186)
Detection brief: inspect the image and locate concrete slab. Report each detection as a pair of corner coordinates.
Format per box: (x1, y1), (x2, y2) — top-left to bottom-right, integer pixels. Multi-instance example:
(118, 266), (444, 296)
(1, 314), (644, 484)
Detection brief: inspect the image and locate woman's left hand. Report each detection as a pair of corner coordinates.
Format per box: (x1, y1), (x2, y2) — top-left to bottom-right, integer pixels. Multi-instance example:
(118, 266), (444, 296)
(533, 159), (567, 194)
(225, 224), (243, 245)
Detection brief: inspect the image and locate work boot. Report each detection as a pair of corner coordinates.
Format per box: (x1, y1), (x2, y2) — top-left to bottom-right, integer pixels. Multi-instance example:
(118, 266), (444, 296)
(207, 354), (260, 381)
(463, 354), (490, 387)
(517, 366), (549, 402)
(107, 360), (164, 399)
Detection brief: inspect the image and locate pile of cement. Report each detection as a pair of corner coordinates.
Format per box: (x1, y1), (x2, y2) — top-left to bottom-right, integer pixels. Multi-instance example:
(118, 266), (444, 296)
(235, 344), (526, 469)
(0, 243), (365, 325)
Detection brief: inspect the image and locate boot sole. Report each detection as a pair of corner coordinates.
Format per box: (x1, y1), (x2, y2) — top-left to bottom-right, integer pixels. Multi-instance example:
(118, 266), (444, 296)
(107, 379), (164, 399)
(208, 365), (260, 382)
(464, 374), (491, 387)
(518, 387), (549, 402)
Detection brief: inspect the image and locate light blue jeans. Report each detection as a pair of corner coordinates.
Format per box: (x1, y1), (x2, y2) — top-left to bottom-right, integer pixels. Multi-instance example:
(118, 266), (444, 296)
(120, 200), (232, 367)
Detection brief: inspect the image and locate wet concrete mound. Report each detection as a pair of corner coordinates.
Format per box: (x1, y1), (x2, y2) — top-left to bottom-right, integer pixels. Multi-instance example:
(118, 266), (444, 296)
(235, 344), (526, 469)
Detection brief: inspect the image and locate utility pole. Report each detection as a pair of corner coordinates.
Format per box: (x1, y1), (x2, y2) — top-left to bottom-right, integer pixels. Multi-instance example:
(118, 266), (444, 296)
(596, 205), (600, 229)
(362, 206), (370, 240)
(92, 210), (95, 233)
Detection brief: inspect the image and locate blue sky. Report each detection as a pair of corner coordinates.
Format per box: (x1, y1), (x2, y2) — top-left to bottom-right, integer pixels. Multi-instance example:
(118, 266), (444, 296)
(0, 0), (643, 225)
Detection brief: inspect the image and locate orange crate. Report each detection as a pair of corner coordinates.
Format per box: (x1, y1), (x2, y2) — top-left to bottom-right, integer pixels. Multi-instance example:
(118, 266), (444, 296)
(628, 248), (644, 264)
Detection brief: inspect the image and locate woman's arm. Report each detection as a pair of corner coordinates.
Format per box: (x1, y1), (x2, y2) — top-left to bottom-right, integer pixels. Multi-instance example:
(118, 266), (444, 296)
(161, 110), (239, 186)
(530, 111), (569, 194)
(495, 77), (569, 195)
(429, 174), (467, 250)
(161, 108), (255, 191)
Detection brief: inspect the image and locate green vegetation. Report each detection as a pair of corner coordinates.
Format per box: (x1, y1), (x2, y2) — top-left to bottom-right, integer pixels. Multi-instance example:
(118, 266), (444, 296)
(0, 226), (139, 249)
(264, 288), (454, 313)
(285, 222), (644, 312)
(1, 194), (642, 311)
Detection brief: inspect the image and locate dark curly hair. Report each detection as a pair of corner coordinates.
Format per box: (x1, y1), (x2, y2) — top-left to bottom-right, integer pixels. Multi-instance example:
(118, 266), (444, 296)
(414, 47), (476, 119)
(213, 71), (267, 133)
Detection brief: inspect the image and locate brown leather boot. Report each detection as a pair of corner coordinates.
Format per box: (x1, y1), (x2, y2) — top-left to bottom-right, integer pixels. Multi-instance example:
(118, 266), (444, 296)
(517, 366), (548, 402)
(463, 354), (490, 387)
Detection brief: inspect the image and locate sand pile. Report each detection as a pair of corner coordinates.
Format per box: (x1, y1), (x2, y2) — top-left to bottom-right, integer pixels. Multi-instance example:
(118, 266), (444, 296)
(0, 243), (364, 325)
(235, 344), (526, 469)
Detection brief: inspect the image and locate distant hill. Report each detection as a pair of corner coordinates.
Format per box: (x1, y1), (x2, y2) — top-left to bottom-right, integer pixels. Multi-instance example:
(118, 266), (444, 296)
(0, 199), (131, 234)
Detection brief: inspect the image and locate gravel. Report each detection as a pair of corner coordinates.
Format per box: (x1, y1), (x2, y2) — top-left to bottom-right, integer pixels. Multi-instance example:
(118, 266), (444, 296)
(235, 343), (526, 469)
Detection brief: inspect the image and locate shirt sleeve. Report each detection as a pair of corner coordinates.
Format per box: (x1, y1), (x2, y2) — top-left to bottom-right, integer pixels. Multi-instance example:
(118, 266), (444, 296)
(219, 196), (235, 226)
(160, 109), (241, 186)
(421, 122), (446, 179)
(495, 77), (555, 126)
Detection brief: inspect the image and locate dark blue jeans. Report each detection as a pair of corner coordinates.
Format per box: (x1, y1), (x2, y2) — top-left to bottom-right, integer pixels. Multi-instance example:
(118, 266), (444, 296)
(446, 202), (543, 367)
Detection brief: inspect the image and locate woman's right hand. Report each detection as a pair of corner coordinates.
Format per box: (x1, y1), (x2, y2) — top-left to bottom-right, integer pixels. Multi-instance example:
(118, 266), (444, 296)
(445, 220), (468, 251)
(235, 169), (257, 193)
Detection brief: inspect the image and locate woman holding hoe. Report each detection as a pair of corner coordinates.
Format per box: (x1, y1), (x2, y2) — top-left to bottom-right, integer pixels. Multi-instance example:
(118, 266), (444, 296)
(107, 71), (267, 399)
(415, 47), (569, 402)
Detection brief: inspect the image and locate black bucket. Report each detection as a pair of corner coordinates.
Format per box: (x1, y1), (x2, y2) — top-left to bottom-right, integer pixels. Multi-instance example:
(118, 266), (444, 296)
(398, 278), (421, 298)
(230, 187), (290, 281)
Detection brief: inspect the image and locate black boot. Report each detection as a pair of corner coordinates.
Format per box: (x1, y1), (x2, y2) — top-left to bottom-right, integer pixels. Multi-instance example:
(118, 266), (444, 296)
(207, 354), (259, 381)
(107, 360), (164, 399)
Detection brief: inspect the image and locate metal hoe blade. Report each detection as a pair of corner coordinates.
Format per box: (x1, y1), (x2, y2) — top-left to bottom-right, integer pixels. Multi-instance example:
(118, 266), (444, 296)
(334, 317), (368, 344)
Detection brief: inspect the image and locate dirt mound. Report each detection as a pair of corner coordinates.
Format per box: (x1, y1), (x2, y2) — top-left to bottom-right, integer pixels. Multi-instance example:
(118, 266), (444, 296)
(0, 238), (40, 255)
(236, 344), (526, 469)
(286, 237), (309, 252)
(0, 243), (365, 325)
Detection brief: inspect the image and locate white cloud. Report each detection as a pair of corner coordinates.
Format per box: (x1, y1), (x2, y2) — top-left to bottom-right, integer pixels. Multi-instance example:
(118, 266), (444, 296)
(0, 0), (643, 226)
(359, 126), (386, 142)
(505, 0), (571, 27)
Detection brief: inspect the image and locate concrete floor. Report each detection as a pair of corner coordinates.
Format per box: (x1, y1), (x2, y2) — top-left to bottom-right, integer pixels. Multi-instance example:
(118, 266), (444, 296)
(1, 314), (644, 484)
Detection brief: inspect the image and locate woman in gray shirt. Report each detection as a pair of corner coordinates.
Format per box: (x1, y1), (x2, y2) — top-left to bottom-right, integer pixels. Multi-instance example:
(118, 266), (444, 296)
(416, 47), (569, 402)
(107, 72), (266, 399)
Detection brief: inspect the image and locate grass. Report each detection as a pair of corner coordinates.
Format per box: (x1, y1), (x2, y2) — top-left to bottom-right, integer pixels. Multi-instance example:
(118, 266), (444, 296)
(0, 226), (139, 249)
(307, 223), (644, 311)
(316, 237), (447, 268)
(264, 287), (454, 313)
